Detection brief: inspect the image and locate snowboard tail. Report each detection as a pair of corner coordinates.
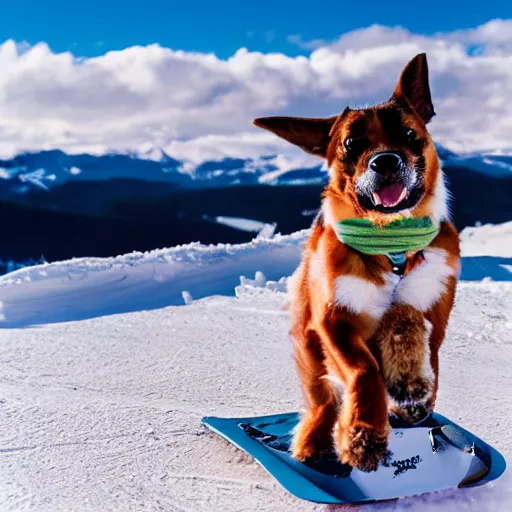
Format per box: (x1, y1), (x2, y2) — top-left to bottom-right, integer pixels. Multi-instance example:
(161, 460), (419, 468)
(201, 412), (506, 504)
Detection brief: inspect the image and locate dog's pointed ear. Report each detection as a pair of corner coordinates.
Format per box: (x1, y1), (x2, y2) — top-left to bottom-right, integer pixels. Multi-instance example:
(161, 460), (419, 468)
(252, 115), (339, 157)
(392, 53), (435, 124)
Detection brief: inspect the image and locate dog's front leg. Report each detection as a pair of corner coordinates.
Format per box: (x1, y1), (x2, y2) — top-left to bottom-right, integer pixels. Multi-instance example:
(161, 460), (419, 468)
(378, 235), (459, 423)
(290, 328), (339, 461)
(376, 303), (436, 423)
(318, 317), (390, 472)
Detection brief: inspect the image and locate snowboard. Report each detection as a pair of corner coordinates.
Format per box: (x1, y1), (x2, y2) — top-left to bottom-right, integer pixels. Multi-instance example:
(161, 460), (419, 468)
(201, 412), (506, 504)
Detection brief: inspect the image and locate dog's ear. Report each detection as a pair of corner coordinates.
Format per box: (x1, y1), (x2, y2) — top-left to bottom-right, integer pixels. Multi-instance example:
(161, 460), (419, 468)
(392, 53), (435, 124)
(252, 116), (339, 157)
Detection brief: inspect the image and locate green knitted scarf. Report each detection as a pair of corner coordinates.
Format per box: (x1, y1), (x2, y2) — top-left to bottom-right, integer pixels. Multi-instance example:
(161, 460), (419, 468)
(334, 216), (439, 255)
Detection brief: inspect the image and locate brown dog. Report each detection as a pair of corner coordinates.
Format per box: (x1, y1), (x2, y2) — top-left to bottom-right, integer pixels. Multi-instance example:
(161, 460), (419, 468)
(253, 53), (460, 472)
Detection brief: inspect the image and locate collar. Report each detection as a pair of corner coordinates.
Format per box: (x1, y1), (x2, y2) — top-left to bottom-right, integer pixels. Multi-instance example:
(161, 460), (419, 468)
(387, 252), (408, 276)
(313, 210), (432, 277)
(333, 216), (439, 256)
(387, 250), (425, 278)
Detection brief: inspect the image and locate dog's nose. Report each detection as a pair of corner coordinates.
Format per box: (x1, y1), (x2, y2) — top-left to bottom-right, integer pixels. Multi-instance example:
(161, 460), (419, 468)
(369, 153), (403, 175)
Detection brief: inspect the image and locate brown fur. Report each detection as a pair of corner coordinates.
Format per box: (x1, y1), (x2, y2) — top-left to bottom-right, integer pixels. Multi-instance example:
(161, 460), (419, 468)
(253, 54), (461, 472)
(374, 303), (434, 423)
(376, 303), (428, 384)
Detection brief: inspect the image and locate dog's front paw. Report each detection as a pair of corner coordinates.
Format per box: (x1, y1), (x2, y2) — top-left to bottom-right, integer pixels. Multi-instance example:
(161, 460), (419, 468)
(389, 399), (433, 424)
(337, 423), (391, 472)
(291, 432), (332, 462)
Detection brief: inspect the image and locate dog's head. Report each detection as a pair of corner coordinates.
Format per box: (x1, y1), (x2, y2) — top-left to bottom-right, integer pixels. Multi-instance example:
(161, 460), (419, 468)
(253, 53), (446, 224)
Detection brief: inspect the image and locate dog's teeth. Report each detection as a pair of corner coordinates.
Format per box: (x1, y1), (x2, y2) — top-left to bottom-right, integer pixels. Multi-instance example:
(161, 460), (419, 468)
(372, 192), (382, 206)
(398, 187), (408, 203)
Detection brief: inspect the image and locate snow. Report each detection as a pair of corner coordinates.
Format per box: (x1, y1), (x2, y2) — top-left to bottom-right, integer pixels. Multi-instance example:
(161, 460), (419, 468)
(0, 231), (307, 327)
(460, 221), (512, 257)
(482, 158), (512, 174)
(17, 168), (57, 190)
(214, 216), (269, 233)
(212, 216), (278, 239)
(0, 223), (511, 511)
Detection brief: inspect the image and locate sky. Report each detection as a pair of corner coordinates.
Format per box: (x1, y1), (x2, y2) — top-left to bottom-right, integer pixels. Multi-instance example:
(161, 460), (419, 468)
(1, 0), (511, 58)
(0, 0), (512, 58)
(0, 3), (512, 163)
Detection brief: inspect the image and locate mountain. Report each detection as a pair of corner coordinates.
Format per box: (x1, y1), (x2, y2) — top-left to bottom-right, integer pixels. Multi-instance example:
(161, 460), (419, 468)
(0, 182), (322, 274)
(0, 145), (511, 273)
(1, 144), (510, 195)
(0, 199), (255, 266)
(0, 149), (322, 196)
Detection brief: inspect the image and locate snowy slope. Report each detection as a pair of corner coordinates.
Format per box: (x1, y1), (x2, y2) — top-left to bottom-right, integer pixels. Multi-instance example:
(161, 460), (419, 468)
(0, 231), (306, 327)
(0, 223), (511, 511)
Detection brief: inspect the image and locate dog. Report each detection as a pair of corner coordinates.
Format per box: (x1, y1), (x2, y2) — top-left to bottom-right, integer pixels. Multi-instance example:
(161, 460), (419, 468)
(252, 53), (460, 472)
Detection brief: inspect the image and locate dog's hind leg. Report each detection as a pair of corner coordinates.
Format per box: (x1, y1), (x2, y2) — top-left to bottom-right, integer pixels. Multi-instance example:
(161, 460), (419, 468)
(290, 328), (339, 461)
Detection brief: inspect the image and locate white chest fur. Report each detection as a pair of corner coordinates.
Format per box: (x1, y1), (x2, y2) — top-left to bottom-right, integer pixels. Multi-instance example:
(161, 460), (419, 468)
(394, 247), (456, 311)
(334, 248), (456, 318)
(334, 273), (399, 318)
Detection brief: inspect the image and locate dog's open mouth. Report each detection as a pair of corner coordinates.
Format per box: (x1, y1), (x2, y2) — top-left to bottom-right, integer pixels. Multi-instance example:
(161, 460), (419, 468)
(372, 184), (408, 208)
(357, 169), (424, 214)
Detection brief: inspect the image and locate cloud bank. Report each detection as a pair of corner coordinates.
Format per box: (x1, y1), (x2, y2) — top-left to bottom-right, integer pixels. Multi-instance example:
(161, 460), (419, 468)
(1, 19), (512, 163)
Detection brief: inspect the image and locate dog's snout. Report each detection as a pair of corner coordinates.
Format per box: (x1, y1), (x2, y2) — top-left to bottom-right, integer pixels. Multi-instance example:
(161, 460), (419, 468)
(369, 153), (402, 175)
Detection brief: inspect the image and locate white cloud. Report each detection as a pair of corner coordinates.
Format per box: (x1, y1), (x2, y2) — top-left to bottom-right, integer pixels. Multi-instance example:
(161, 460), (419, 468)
(287, 34), (328, 50)
(1, 20), (512, 162)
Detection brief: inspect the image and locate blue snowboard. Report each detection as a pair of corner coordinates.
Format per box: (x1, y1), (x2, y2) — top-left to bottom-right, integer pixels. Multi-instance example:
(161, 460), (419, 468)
(201, 412), (506, 504)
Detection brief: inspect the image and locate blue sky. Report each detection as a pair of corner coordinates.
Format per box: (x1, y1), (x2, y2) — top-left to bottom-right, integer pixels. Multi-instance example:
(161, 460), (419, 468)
(1, 0), (511, 57)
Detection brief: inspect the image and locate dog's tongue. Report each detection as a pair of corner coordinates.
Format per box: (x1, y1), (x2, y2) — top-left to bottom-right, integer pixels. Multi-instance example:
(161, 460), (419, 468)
(373, 184), (407, 208)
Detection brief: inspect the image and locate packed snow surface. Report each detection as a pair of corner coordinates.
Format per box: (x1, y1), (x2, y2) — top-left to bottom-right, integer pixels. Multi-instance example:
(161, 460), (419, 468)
(0, 222), (511, 511)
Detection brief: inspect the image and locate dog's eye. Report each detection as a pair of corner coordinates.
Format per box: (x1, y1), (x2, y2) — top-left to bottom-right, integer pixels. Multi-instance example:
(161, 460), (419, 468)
(404, 128), (417, 142)
(344, 137), (355, 151)
(343, 137), (369, 161)
(344, 137), (365, 153)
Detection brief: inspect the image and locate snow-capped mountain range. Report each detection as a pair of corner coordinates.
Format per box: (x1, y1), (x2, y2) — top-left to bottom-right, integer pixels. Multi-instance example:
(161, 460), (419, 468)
(0, 144), (511, 275)
(0, 149), (327, 194)
(1, 144), (512, 194)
